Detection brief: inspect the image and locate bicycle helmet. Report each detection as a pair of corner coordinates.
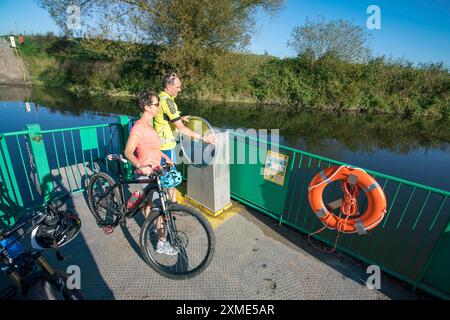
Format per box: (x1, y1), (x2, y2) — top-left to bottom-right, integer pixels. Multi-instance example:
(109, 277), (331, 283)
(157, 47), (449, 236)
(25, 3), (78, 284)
(160, 168), (183, 189)
(31, 210), (81, 250)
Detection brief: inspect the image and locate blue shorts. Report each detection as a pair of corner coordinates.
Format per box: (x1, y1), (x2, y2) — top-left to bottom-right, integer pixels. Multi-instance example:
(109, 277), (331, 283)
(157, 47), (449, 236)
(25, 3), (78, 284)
(161, 148), (176, 166)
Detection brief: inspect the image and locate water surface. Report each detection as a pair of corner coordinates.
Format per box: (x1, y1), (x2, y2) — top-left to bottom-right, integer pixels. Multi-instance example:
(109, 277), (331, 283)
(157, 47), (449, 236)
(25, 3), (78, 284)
(1, 85), (449, 190)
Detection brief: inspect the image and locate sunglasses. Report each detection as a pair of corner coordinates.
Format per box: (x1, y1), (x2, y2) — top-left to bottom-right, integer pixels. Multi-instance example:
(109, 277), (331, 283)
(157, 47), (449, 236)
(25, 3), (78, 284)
(169, 73), (177, 81)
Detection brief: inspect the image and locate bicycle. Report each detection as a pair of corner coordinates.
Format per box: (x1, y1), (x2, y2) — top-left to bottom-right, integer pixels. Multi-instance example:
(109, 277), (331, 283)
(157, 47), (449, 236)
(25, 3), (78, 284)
(87, 154), (215, 279)
(0, 193), (83, 300)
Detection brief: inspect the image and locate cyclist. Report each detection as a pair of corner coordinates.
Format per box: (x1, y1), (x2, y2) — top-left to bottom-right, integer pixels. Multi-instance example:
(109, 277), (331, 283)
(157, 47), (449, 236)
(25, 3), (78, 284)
(124, 91), (178, 255)
(154, 73), (216, 203)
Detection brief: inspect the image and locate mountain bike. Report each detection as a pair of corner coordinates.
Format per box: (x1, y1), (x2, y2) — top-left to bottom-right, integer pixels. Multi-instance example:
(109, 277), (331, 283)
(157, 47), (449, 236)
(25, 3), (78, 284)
(87, 154), (215, 279)
(0, 194), (83, 300)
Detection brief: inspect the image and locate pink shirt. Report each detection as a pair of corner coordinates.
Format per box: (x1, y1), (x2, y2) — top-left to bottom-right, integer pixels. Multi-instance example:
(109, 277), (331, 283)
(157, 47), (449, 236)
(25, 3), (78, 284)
(129, 120), (162, 168)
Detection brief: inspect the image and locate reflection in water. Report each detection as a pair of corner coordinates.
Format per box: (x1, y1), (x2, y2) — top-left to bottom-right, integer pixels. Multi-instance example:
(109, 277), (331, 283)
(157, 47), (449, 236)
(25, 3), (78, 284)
(0, 84), (32, 102)
(0, 85), (449, 190)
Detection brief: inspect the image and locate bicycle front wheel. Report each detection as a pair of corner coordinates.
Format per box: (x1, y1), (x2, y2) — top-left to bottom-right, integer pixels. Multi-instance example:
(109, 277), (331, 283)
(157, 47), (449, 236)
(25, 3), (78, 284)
(139, 203), (215, 279)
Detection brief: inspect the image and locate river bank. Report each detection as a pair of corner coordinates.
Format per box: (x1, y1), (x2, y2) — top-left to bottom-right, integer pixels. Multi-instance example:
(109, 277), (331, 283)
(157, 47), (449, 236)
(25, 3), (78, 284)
(13, 35), (449, 118)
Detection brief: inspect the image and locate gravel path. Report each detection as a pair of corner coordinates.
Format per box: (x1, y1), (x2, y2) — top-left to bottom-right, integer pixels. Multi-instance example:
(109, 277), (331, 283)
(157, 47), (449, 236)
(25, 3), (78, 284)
(0, 39), (31, 85)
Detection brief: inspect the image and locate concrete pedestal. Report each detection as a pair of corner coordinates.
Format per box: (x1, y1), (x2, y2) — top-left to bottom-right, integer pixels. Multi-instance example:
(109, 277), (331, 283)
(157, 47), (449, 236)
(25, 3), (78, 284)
(186, 131), (231, 215)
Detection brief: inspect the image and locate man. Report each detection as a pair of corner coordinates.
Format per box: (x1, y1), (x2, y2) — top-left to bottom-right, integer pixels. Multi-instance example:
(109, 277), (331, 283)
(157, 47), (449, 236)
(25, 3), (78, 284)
(154, 73), (215, 202)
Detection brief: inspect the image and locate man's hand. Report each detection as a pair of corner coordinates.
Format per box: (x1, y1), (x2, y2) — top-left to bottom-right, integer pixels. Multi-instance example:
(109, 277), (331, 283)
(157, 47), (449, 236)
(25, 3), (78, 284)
(202, 133), (216, 144)
(181, 115), (191, 122)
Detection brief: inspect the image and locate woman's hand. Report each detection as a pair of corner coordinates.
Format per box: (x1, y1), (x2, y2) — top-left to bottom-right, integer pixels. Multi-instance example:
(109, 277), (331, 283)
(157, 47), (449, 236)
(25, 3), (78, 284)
(140, 166), (153, 176)
(165, 159), (174, 168)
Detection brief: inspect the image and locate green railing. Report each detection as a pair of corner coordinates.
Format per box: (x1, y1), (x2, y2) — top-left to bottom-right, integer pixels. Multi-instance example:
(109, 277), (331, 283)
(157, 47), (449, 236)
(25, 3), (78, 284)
(0, 116), (130, 226)
(229, 132), (450, 299)
(1, 118), (449, 299)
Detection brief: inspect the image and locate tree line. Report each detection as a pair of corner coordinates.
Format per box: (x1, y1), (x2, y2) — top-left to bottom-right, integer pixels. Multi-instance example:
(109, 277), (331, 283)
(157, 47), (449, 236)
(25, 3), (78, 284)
(16, 0), (449, 117)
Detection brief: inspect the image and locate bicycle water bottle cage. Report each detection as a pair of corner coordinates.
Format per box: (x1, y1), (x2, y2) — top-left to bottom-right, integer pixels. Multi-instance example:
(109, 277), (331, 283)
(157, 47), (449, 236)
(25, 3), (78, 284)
(160, 169), (183, 189)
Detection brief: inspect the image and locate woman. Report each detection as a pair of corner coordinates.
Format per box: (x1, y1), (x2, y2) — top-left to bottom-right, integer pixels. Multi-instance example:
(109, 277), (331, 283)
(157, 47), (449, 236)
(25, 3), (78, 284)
(125, 91), (178, 255)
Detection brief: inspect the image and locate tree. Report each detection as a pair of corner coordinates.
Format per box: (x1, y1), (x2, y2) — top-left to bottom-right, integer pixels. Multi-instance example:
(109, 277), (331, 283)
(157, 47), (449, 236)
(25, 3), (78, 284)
(288, 17), (371, 63)
(36, 0), (285, 86)
(36, 0), (98, 37)
(129, 0), (282, 85)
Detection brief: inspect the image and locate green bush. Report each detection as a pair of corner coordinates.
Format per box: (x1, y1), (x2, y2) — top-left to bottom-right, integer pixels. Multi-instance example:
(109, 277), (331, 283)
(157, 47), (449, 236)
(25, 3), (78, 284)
(18, 35), (450, 117)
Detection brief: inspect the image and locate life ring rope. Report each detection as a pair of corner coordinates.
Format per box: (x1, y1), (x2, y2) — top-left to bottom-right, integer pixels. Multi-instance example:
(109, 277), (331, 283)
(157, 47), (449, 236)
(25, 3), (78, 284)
(308, 165), (368, 192)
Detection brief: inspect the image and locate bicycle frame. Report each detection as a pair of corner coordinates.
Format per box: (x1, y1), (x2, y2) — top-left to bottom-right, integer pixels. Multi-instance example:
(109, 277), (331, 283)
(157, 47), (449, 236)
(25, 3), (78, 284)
(96, 170), (172, 227)
(0, 207), (65, 296)
(93, 160), (180, 247)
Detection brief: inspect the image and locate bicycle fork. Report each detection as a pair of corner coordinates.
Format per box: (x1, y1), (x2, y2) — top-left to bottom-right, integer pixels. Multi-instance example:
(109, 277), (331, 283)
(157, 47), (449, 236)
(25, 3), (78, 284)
(7, 269), (22, 292)
(6, 251), (56, 295)
(34, 251), (56, 276)
(158, 188), (178, 245)
(34, 251), (75, 298)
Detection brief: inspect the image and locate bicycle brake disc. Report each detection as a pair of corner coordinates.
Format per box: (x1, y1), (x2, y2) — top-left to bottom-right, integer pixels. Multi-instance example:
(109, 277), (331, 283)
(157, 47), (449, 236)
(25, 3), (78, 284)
(173, 231), (188, 249)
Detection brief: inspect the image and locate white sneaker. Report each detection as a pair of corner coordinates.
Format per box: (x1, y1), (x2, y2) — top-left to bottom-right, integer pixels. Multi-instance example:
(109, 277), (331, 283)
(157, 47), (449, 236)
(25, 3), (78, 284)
(156, 240), (179, 256)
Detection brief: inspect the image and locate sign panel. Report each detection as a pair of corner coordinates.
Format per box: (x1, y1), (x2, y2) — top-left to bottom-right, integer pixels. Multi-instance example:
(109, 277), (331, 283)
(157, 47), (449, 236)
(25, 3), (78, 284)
(9, 36), (16, 48)
(264, 151), (289, 186)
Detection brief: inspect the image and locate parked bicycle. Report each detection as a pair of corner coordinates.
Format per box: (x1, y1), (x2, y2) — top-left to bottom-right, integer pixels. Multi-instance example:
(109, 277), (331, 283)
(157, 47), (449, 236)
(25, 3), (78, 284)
(0, 194), (83, 300)
(87, 154), (215, 279)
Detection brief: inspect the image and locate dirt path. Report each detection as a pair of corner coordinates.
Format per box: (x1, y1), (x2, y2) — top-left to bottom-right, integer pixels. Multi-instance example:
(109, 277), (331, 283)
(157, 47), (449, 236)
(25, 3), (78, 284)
(0, 39), (31, 85)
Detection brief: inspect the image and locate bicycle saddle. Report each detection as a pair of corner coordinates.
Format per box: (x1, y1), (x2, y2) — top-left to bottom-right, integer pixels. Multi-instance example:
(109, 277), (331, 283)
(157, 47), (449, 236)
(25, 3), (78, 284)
(107, 154), (128, 163)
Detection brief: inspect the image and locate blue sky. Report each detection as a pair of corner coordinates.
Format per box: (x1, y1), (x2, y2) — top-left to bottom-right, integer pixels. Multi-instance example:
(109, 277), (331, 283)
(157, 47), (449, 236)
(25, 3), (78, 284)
(1, 0), (449, 65)
(0, 0), (60, 35)
(250, 0), (450, 65)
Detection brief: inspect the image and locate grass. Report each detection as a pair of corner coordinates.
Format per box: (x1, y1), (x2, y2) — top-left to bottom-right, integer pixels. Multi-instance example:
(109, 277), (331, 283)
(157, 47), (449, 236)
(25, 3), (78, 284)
(15, 34), (450, 118)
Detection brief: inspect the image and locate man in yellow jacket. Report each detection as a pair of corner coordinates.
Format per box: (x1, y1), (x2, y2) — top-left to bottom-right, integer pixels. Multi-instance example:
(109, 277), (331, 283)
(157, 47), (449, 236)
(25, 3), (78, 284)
(154, 73), (215, 202)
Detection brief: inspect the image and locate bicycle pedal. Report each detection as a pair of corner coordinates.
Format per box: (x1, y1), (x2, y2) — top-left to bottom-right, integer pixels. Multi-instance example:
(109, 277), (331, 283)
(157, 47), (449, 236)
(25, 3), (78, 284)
(102, 226), (114, 234)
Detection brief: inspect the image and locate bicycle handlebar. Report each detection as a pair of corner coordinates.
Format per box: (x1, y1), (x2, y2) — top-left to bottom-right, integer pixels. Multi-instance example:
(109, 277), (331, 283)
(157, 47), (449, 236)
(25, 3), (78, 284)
(0, 209), (46, 242)
(108, 154), (173, 177)
(136, 163), (173, 177)
(0, 193), (70, 241)
(151, 163), (173, 175)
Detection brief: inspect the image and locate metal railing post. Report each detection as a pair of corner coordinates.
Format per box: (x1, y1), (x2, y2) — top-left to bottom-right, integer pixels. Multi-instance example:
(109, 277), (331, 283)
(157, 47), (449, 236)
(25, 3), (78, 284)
(117, 115), (130, 154)
(116, 116), (133, 178)
(413, 197), (449, 292)
(0, 135), (24, 226)
(25, 124), (54, 201)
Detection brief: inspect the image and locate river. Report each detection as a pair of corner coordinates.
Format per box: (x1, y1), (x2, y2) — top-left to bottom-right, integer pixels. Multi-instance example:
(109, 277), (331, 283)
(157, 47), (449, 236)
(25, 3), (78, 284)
(1, 84), (449, 191)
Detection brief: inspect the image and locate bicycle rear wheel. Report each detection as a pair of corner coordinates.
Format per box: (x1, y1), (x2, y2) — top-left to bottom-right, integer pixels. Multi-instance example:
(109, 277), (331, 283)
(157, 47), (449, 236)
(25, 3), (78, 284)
(87, 172), (122, 226)
(139, 203), (215, 279)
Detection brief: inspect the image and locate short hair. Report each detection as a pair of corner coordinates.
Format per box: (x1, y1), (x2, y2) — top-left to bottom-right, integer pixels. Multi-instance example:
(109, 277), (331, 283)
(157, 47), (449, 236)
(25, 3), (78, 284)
(162, 72), (179, 89)
(136, 91), (158, 111)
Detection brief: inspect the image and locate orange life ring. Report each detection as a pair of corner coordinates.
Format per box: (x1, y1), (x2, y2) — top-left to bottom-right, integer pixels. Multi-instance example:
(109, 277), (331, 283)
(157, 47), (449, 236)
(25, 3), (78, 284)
(307, 166), (387, 235)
